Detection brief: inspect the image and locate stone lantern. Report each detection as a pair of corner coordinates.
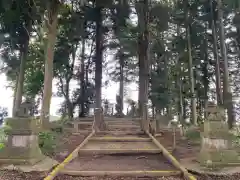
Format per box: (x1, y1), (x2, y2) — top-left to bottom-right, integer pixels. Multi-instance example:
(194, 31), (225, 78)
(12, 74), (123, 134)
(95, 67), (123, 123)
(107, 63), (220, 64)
(198, 102), (239, 168)
(0, 102), (45, 165)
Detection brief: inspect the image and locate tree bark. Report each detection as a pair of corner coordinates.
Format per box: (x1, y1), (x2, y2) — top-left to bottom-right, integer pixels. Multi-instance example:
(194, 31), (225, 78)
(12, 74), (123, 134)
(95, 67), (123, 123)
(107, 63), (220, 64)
(13, 21), (32, 117)
(217, 0), (235, 129)
(203, 26), (209, 119)
(80, 34), (86, 117)
(95, 6), (103, 109)
(185, 1), (197, 125)
(136, 0), (149, 131)
(12, 77), (18, 116)
(40, 1), (59, 128)
(186, 27), (197, 125)
(93, 2), (106, 131)
(177, 60), (184, 124)
(119, 52), (124, 117)
(210, 0), (223, 106)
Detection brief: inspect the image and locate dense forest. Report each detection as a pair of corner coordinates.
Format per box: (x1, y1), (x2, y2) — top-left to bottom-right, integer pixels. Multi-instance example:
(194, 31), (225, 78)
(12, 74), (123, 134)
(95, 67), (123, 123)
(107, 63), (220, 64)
(0, 0), (239, 129)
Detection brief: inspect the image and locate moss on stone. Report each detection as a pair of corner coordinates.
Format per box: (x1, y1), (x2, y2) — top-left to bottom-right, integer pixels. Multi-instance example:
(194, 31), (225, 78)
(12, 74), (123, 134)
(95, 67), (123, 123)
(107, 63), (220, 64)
(198, 105), (240, 169)
(0, 117), (45, 165)
(4, 117), (41, 135)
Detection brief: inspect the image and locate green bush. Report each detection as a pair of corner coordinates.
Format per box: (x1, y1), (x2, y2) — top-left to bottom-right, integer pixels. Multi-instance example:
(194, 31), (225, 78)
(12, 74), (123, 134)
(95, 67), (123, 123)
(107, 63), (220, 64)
(50, 117), (71, 133)
(0, 129), (5, 150)
(50, 122), (63, 133)
(185, 128), (201, 143)
(230, 127), (240, 148)
(38, 131), (57, 156)
(0, 125), (11, 150)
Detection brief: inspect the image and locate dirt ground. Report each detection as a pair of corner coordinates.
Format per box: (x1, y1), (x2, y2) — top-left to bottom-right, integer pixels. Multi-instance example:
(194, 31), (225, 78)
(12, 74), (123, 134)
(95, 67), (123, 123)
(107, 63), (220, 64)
(53, 132), (88, 162)
(155, 130), (200, 161)
(1, 128), (240, 180)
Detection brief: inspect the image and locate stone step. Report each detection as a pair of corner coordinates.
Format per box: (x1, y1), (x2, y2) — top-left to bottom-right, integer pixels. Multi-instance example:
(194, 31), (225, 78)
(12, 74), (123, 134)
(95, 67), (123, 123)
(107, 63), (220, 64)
(90, 136), (152, 142)
(67, 121), (140, 128)
(78, 141), (161, 155)
(71, 130), (145, 135)
(96, 130), (145, 136)
(63, 154), (178, 176)
(107, 124), (140, 128)
(60, 170), (181, 177)
(78, 149), (161, 155)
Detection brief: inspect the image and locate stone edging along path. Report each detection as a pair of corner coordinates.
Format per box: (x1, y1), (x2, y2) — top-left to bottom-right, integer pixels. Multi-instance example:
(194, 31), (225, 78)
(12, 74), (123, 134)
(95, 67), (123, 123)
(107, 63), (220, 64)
(180, 157), (240, 176)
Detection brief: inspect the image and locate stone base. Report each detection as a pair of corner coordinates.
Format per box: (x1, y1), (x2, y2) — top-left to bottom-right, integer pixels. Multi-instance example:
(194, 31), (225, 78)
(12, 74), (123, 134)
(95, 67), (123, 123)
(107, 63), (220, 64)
(180, 157), (240, 175)
(0, 157), (58, 172)
(0, 134), (45, 165)
(0, 156), (45, 165)
(0, 117), (45, 166)
(198, 149), (240, 168)
(198, 119), (240, 168)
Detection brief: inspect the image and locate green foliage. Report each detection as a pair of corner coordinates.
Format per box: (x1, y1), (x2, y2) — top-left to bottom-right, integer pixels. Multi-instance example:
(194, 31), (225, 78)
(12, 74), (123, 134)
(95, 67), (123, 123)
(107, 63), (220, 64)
(0, 129), (6, 150)
(230, 126), (240, 149)
(185, 128), (201, 143)
(38, 131), (57, 156)
(0, 0), (240, 127)
(0, 125), (11, 150)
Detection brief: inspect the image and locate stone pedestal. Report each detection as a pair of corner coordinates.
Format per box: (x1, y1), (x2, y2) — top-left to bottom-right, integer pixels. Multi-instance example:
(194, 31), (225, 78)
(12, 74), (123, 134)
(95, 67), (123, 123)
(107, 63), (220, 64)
(198, 103), (239, 168)
(0, 117), (45, 165)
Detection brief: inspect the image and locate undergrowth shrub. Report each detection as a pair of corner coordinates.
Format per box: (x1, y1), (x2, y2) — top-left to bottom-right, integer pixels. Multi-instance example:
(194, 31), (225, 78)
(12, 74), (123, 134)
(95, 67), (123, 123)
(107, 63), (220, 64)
(38, 131), (58, 156)
(185, 128), (201, 143)
(0, 125), (11, 150)
(230, 126), (240, 150)
(0, 129), (5, 149)
(50, 117), (71, 133)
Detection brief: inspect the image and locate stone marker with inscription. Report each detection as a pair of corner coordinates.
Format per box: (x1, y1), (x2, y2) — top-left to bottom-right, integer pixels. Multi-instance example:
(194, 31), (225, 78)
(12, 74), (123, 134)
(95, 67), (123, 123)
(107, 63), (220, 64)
(198, 102), (239, 168)
(0, 102), (45, 165)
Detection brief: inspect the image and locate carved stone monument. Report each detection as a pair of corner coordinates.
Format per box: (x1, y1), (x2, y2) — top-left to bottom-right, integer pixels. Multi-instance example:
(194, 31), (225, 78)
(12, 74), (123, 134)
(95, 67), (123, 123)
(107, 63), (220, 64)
(0, 103), (45, 165)
(198, 102), (239, 168)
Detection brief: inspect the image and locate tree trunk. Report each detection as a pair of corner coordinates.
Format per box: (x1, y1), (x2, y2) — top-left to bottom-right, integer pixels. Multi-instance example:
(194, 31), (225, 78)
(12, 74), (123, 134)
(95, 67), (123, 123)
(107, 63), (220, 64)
(177, 64), (184, 124)
(175, 25), (184, 124)
(164, 54), (171, 116)
(217, 0), (235, 129)
(185, 2), (197, 125)
(40, 1), (59, 128)
(203, 26), (209, 119)
(12, 77), (18, 116)
(95, 6), (103, 109)
(67, 100), (74, 119)
(119, 52), (124, 117)
(183, 99), (187, 121)
(210, 0), (223, 106)
(13, 21), (32, 117)
(80, 34), (86, 117)
(93, 3), (106, 131)
(136, 0), (149, 131)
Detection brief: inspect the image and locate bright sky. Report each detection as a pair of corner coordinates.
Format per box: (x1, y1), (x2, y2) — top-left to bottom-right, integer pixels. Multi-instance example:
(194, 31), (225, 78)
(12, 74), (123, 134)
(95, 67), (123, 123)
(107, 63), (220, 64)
(0, 74), (138, 117)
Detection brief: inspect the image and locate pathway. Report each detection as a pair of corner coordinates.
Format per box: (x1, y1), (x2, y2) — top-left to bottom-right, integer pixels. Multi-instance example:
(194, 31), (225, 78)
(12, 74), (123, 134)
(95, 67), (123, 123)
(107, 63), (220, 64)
(44, 118), (196, 180)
